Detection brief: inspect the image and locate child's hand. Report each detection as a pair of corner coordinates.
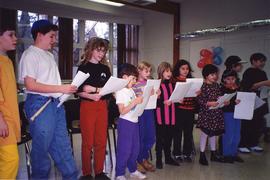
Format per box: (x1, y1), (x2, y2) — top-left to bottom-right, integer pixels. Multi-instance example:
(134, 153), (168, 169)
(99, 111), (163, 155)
(61, 84), (77, 94)
(235, 99), (241, 105)
(0, 115), (9, 138)
(83, 85), (96, 93)
(207, 101), (219, 107)
(223, 100), (230, 106)
(150, 88), (155, 96)
(156, 89), (161, 96)
(195, 90), (201, 96)
(91, 94), (102, 101)
(134, 96), (143, 105)
(164, 100), (172, 106)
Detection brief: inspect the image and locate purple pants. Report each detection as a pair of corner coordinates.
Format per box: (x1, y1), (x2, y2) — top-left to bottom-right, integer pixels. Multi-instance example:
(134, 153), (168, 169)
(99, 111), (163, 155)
(115, 118), (139, 177)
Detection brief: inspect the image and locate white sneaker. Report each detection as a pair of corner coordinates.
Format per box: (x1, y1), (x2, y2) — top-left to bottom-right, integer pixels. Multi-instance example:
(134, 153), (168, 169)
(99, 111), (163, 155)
(238, 147), (251, 153)
(116, 175), (127, 180)
(130, 170), (147, 179)
(250, 146), (264, 152)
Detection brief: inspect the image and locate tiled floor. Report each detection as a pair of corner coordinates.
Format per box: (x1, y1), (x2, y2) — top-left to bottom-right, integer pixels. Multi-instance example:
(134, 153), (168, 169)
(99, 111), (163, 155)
(17, 129), (270, 180)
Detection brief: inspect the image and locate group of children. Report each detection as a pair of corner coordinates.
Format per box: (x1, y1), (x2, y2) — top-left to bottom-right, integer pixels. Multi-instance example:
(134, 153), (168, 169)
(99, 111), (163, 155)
(0, 18), (269, 180)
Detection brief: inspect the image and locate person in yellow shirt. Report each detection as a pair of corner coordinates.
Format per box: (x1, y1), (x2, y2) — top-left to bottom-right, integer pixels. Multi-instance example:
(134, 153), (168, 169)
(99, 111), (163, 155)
(0, 24), (21, 179)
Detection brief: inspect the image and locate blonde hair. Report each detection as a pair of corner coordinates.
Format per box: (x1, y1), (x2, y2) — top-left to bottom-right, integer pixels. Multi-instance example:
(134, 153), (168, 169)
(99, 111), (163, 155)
(157, 61), (172, 80)
(80, 37), (109, 65)
(137, 61), (152, 71)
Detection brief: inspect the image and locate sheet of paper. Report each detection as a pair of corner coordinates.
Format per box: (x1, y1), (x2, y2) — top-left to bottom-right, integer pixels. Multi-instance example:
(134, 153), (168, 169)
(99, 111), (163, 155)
(209, 92), (236, 110)
(185, 78), (203, 97)
(234, 92), (256, 120)
(145, 79), (161, 109)
(58, 71), (90, 107)
(169, 82), (192, 103)
(259, 86), (270, 99)
(99, 76), (129, 96)
(254, 96), (265, 110)
(133, 85), (153, 117)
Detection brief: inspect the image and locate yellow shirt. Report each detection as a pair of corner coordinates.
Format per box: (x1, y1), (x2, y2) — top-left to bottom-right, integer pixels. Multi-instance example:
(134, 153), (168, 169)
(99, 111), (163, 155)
(0, 55), (21, 146)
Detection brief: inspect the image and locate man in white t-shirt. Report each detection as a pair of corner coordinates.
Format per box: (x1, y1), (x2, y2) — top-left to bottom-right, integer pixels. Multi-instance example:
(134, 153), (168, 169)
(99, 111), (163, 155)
(19, 20), (78, 179)
(115, 64), (146, 180)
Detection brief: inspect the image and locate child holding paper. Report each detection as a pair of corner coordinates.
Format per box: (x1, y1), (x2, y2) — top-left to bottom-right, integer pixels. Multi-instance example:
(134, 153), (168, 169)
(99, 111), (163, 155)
(155, 62), (179, 169)
(132, 61), (156, 173)
(172, 59), (197, 162)
(77, 37), (111, 179)
(19, 20), (78, 179)
(197, 64), (225, 166)
(220, 70), (243, 163)
(115, 63), (145, 180)
(239, 53), (268, 153)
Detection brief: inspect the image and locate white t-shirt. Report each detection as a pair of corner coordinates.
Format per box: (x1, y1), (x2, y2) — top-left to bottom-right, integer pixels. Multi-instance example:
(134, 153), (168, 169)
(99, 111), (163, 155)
(19, 45), (62, 98)
(115, 87), (138, 123)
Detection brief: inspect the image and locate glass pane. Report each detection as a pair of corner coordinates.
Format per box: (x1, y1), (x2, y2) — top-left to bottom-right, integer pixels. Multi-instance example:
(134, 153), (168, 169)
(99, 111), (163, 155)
(73, 19), (79, 43)
(85, 21), (109, 41)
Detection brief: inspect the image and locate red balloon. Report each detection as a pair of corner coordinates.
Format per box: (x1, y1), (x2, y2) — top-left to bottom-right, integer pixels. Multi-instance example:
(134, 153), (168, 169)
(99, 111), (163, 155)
(197, 59), (205, 68)
(200, 49), (213, 58)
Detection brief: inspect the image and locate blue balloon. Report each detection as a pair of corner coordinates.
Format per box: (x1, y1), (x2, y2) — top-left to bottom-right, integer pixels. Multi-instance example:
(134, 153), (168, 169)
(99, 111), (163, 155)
(213, 47), (223, 55)
(213, 55), (222, 65)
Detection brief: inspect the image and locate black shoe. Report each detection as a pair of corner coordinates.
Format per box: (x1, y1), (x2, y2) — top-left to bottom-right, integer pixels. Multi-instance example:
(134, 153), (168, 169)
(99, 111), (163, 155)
(165, 157), (180, 166)
(233, 155), (244, 163)
(183, 155), (192, 162)
(223, 156), (234, 163)
(156, 160), (163, 169)
(199, 152), (208, 166)
(95, 172), (110, 180)
(211, 151), (225, 162)
(174, 155), (183, 162)
(79, 175), (93, 180)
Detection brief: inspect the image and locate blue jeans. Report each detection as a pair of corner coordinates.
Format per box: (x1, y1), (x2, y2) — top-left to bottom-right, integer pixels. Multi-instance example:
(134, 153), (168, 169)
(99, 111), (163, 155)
(222, 112), (241, 156)
(137, 109), (156, 163)
(25, 94), (78, 180)
(115, 118), (139, 177)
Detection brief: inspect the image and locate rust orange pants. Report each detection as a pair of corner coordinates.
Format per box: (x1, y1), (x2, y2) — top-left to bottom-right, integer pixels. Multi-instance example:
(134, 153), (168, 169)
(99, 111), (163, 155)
(80, 100), (108, 176)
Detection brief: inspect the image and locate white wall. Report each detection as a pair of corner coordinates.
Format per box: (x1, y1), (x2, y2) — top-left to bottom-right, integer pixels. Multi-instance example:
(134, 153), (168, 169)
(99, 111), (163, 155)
(139, 10), (174, 78)
(180, 26), (270, 79)
(180, 0), (270, 33)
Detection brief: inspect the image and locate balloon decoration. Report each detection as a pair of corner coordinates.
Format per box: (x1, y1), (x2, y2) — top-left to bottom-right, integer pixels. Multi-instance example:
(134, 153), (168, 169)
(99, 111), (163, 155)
(197, 46), (223, 68)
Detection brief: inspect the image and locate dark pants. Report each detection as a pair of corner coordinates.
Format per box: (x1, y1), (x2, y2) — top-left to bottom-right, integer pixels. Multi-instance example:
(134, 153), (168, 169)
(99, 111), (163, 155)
(173, 108), (194, 156)
(239, 102), (268, 148)
(155, 125), (174, 161)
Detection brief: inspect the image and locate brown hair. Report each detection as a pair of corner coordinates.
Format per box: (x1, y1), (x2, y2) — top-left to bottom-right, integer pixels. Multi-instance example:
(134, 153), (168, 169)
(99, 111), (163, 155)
(80, 37), (109, 65)
(157, 61), (172, 80)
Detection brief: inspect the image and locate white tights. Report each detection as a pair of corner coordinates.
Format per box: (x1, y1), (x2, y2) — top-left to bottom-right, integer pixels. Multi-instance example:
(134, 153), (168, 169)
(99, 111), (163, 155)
(200, 131), (216, 152)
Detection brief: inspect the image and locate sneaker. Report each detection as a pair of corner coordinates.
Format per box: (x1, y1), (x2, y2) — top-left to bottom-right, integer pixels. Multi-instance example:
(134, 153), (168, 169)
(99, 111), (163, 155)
(183, 155), (192, 162)
(174, 155), (183, 162)
(116, 176), (127, 180)
(137, 163), (147, 174)
(130, 170), (147, 179)
(238, 147), (251, 153)
(250, 146), (263, 152)
(223, 156), (234, 163)
(142, 160), (155, 172)
(95, 172), (110, 180)
(165, 157), (180, 166)
(156, 159), (163, 169)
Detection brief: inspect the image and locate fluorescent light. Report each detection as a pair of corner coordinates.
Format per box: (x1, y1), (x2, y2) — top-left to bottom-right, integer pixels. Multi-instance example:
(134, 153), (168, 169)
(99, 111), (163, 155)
(88, 0), (125, 7)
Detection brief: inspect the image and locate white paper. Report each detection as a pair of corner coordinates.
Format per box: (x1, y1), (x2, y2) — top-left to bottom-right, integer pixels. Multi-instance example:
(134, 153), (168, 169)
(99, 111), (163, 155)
(234, 92), (256, 120)
(169, 82), (192, 103)
(254, 96), (265, 110)
(58, 71), (90, 107)
(209, 92), (236, 110)
(133, 85), (153, 117)
(145, 79), (161, 109)
(185, 78), (203, 97)
(259, 86), (270, 99)
(99, 76), (129, 96)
